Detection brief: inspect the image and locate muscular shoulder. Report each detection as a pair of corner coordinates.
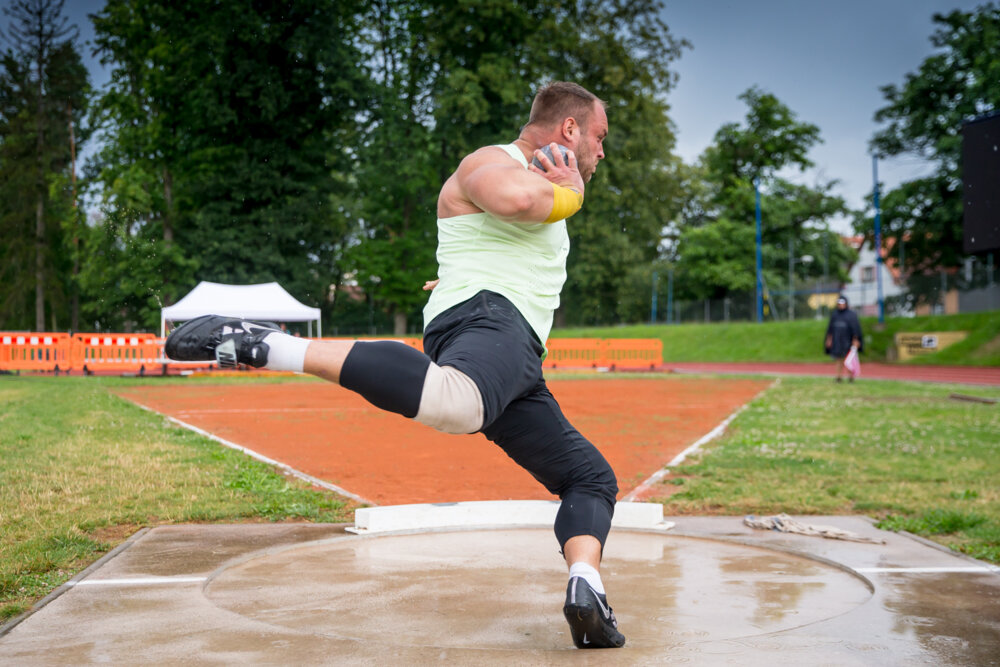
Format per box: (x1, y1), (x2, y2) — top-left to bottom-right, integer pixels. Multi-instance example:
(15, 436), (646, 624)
(456, 145), (521, 176)
(439, 146), (524, 217)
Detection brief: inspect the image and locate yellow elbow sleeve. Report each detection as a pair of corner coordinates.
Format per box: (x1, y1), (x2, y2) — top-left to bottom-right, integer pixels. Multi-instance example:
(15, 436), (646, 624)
(544, 183), (583, 223)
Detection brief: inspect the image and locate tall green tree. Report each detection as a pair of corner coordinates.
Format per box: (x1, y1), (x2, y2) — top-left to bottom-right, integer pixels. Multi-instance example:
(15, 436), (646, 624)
(343, 0), (687, 331)
(674, 88), (851, 308)
(88, 0), (368, 330)
(868, 3), (1000, 306)
(342, 0), (438, 335)
(0, 0), (88, 331)
(559, 0), (687, 325)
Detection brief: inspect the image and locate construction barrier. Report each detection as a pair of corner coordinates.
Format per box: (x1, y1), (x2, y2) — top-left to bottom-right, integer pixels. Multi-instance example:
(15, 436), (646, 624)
(543, 338), (662, 370)
(1, 332), (660, 374)
(601, 338), (663, 370)
(71, 333), (165, 375)
(0, 332), (72, 373)
(544, 338), (603, 369)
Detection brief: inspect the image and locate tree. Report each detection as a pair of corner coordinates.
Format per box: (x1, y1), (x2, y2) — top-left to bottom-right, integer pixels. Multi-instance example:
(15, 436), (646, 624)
(674, 88), (851, 310)
(535, 0), (688, 325)
(89, 0), (368, 330)
(341, 0), (688, 331)
(0, 0), (88, 331)
(868, 3), (1000, 305)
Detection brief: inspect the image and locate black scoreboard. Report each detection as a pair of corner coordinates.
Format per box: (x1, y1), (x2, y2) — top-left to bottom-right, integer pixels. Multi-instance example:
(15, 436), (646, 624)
(963, 112), (1000, 253)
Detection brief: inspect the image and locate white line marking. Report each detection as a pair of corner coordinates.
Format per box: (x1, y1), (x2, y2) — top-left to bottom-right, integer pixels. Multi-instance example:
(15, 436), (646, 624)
(68, 577), (208, 586)
(622, 379), (779, 502)
(122, 398), (378, 506)
(855, 566), (1000, 574)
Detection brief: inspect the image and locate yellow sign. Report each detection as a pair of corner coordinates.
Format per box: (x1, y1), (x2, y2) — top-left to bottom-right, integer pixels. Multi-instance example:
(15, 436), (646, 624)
(893, 331), (968, 361)
(808, 292), (840, 310)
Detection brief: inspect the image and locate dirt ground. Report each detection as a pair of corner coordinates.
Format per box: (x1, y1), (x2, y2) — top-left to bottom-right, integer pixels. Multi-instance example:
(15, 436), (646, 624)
(116, 376), (770, 505)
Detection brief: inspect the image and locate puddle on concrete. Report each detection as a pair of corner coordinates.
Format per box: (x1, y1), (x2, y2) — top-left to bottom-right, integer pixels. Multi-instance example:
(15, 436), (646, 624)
(205, 529), (872, 650)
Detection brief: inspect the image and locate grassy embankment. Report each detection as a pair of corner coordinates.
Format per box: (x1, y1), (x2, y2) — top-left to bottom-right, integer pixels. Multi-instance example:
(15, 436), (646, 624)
(554, 310), (1000, 365)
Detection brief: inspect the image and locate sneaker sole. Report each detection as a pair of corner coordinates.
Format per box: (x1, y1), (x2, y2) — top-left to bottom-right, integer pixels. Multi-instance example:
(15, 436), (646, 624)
(164, 314), (226, 361)
(563, 603), (626, 648)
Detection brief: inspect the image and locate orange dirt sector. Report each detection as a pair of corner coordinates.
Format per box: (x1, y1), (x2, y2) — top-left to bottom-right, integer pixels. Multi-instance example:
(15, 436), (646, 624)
(115, 376), (769, 506)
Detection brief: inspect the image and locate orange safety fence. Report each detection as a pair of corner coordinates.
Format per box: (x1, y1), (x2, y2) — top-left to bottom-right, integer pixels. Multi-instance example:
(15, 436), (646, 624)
(71, 333), (164, 374)
(601, 338), (663, 370)
(2, 333), (661, 374)
(543, 338), (662, 370)
(0, 332), (73, 373)
(543, 338), (603, 369)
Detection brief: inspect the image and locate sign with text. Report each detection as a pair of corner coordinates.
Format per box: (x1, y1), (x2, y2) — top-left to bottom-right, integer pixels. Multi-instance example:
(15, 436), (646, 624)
(893, 331), (968, 361)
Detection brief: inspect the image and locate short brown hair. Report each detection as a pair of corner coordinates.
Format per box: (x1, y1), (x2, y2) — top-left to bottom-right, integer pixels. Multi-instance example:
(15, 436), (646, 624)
(525, 81), (604, 130)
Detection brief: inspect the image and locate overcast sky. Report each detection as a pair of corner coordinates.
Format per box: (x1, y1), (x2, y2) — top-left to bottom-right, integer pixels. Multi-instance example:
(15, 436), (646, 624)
(659, 0), (987, 230)
(3, 0), (988, 231)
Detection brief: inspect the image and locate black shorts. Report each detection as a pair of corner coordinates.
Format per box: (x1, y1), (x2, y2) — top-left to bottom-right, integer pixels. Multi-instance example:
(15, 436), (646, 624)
(423, 291), (618, 546)
(423, 290), (545, 428)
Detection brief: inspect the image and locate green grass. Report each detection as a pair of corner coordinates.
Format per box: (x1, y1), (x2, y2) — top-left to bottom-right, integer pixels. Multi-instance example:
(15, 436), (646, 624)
(553, 310), (1000, 365)
(0, 376), (354, 621)
(654, 376), (1000, 563)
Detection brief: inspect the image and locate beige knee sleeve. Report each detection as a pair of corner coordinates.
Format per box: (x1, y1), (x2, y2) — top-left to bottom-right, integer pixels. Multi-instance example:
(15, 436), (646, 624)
(414, 364), (484, 434)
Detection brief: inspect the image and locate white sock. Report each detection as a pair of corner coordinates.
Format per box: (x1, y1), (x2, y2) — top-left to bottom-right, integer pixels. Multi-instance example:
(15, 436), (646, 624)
(262, 333), (310, 372)
(568, 562), (605, 595)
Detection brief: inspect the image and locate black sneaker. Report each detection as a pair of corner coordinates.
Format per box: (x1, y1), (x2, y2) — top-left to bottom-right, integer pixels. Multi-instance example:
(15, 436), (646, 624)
(164, 315), (280, 368)
(563, 576), (626, 649)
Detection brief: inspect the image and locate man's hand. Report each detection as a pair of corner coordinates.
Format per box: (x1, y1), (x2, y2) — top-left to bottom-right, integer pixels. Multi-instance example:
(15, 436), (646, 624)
(528, 143), (585, 195)
(423, 279), (439, 291)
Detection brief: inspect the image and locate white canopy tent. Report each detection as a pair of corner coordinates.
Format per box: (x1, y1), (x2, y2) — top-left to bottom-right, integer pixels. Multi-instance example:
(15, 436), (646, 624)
(160, 281), (322, 338)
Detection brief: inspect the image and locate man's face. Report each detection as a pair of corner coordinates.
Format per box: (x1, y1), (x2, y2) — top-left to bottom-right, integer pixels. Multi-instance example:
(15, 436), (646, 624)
(572, 102), (608, 183)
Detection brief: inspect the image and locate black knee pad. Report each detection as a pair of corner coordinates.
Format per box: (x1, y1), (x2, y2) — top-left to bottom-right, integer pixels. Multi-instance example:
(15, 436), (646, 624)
(339, 341), (431, 418)
(554, 489), (617, 551)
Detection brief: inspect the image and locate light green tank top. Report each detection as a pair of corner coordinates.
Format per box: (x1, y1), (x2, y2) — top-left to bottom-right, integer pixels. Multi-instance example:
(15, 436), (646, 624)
(423, 143), (570, 345)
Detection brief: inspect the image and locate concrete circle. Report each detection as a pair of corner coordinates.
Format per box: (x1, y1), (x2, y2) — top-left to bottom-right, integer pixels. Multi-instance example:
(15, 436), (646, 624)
(204, 528), (871, 651)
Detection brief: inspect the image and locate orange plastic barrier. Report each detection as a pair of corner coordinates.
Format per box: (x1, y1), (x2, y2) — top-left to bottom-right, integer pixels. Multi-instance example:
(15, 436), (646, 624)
(71, 333), (163, 374)
(601, 338), (663, 370)
(543, 338), (603, 369)
(1, 332), (660, 375)
(543, 338), (662, 370)
(0, 332), (72, 373)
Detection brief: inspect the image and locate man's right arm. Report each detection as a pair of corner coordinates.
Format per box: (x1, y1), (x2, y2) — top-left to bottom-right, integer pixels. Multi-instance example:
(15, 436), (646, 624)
(450, 146), (584, 224)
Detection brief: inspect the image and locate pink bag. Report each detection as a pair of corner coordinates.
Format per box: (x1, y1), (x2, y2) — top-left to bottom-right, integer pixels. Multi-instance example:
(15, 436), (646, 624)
(844, 347), (861, 378)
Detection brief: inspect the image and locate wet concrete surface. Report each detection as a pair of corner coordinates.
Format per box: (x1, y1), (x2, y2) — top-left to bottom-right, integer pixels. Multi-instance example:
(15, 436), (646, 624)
(1, 514), (998, 665)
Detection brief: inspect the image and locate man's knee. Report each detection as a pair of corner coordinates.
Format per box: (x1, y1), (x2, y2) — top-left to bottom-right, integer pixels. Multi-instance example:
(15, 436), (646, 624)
(415, 364), (484, 434)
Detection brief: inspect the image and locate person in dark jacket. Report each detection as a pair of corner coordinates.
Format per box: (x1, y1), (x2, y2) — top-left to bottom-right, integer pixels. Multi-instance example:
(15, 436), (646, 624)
(825, 295), (863, 382)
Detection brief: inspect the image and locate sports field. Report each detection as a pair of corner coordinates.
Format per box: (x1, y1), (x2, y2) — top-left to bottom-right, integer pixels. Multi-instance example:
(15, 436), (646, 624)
(2, 371), (999, 624)
(114, 377), (770, 505)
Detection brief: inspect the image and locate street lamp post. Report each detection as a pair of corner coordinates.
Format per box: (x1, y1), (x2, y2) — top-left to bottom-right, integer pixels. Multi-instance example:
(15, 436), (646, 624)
(872, 155), (885, 324)
(755, 178), (763, 323)
(788, 237), (813, 321)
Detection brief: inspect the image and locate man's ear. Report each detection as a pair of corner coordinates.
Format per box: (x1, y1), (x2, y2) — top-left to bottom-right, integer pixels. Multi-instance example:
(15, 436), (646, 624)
(560, 116), (579, 143)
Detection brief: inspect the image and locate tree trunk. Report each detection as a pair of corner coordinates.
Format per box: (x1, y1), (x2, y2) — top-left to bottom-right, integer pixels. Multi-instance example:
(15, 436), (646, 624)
(35, 196), (45, 331)
(162, 166), (174, 244)
(69, 102), (79, 332)
(394, 311), (407, 336)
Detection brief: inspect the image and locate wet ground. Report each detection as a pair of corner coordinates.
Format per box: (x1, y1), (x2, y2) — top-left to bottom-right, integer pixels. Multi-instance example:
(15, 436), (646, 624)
(2, 506), (998, 665)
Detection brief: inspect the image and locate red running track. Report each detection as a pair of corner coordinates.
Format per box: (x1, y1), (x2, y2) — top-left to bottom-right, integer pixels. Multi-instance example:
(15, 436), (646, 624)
(665, 362), (1000, 386)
